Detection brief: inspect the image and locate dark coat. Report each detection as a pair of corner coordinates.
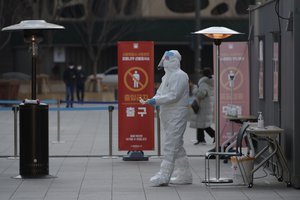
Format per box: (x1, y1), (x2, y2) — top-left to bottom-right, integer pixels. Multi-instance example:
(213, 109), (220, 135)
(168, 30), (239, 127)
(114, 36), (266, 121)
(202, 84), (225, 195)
(63, 67), (76, 86)
(76, 69), (87, 86)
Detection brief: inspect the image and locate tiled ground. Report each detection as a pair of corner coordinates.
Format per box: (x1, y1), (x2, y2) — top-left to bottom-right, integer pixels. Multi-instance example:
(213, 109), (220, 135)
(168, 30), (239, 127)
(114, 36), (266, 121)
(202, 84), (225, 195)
(0, 104), (299, 200)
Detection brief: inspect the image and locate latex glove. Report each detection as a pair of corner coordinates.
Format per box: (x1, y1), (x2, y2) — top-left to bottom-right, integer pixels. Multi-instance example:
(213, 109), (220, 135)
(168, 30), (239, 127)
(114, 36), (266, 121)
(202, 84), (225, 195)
(139, 97), (147, 105)
(139, 97), (156, 105)
(146, 98), (156, 105)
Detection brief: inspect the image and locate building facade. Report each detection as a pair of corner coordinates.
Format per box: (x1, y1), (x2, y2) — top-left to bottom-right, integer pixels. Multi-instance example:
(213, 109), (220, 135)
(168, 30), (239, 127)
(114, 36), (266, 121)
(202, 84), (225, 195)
(248, 0), (300, 188)
(0, 0), (252, 80)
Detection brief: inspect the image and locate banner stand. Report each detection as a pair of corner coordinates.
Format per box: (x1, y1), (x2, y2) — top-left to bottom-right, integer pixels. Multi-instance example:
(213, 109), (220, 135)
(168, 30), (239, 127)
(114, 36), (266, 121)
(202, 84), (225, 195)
(123, 151), (149, 161)
(118, 41), (155, 158)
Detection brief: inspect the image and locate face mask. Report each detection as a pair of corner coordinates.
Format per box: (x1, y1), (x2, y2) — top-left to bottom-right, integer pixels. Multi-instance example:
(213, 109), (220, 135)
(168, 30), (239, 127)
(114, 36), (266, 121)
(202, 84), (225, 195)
(163, 58), (177, 68)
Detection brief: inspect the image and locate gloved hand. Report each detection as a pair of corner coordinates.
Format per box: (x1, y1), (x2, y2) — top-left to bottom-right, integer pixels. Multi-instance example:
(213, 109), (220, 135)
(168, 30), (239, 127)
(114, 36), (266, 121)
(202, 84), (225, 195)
(146, 98), (156, 105)
(139, 97), (147, 105)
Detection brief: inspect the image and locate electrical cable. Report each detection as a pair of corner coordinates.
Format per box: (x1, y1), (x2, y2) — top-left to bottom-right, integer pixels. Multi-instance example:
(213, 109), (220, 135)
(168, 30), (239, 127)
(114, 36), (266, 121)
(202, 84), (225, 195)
(275, 0), (290, 20)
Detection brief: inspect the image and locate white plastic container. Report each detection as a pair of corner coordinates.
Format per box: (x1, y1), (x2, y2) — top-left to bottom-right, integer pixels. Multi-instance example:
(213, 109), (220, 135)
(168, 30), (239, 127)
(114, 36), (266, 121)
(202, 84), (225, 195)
(257, 112), (264, 128)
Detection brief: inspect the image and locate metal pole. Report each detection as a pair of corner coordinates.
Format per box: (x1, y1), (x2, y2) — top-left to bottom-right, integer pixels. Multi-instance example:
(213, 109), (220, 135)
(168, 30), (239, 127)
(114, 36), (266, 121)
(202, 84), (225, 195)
(108, 105), (114, 156)
(102, 105), (118, 159)
(215, 43), (221, 179)
(230, 74), (234, 151)
(57, 100), (61, 142)
(12, 105), (19, 158)
(31, 36), (38, 100)
(52, 100), (64, 143)
(156, 106), (161, 156)
(194, 0), (201, 71)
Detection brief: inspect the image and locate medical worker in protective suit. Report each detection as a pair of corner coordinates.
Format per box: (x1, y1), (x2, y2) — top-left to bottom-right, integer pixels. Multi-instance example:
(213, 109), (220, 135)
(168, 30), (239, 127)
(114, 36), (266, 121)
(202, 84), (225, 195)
(140, 50), (192, 186)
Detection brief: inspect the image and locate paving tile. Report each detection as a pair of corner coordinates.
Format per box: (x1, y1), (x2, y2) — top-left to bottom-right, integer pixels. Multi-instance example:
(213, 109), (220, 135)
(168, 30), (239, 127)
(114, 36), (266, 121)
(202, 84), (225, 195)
(0, 107), (300, 200)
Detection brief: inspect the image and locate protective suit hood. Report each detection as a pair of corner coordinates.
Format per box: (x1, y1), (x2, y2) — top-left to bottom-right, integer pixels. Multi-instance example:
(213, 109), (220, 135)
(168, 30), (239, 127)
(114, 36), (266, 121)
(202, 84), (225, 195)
(157, 50), (182, 73)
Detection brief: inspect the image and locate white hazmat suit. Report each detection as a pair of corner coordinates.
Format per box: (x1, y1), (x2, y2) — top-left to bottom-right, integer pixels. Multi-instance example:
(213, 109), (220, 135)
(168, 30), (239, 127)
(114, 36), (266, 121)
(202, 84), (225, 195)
(141, 50), (192, 186)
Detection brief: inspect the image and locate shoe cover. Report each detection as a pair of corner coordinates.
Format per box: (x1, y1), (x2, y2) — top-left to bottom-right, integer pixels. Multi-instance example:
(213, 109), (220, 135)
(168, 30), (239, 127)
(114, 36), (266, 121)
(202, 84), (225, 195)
(150, 160), (174, 186)
(170, 157), (192, 184)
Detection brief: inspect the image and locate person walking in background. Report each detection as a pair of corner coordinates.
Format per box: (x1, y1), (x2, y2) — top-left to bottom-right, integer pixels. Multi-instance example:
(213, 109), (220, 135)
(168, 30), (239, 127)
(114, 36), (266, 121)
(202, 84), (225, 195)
(141, 50), (192, 186)
(190, 67), (215, 145)
(63, 62), (76, 108)
(75, 65), (87, 103)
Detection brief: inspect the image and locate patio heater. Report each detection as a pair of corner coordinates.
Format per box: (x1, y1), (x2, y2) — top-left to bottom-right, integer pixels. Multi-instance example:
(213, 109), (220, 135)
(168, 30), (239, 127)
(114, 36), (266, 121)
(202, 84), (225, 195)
(193, 27), (242, 183)
(2, 20), (64, 178)
(2, 20), (64, 99)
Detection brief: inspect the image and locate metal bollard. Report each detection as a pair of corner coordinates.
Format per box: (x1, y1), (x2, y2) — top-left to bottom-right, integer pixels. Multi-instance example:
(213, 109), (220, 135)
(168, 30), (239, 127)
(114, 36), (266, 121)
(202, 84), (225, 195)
(11, 105), (19, 158)
(108, 105), (114, 156)
(156, 106), (161, 156)
(52, 100), (64, 143)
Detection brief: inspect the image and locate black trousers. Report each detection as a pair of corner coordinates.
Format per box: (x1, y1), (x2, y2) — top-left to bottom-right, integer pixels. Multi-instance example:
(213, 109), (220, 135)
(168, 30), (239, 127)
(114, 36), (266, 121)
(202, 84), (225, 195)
(76, 84), (85, 102)
(197, 127), (215, 142)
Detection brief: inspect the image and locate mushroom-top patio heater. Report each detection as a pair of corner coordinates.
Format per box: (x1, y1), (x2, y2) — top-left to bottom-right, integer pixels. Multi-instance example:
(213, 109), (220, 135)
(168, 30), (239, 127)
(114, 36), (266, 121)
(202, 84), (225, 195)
(2, 20), (64, 178)
(193, 27), (242, 183)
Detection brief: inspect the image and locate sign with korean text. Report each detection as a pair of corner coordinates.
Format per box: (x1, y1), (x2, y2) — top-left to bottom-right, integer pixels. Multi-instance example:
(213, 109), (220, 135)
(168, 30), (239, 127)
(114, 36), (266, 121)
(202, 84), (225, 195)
(214, 42), (250, 144)
(118, 41), (154, 151)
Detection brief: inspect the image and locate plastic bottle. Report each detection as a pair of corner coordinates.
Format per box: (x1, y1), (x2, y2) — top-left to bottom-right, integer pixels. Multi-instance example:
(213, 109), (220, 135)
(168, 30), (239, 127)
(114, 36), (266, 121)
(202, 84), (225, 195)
(257, 112), (264, 128)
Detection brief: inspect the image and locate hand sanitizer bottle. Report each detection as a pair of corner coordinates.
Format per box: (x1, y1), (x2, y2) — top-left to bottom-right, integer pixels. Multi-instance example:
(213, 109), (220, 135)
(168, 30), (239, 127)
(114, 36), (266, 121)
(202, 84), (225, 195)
(257, 112), (264, 128)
